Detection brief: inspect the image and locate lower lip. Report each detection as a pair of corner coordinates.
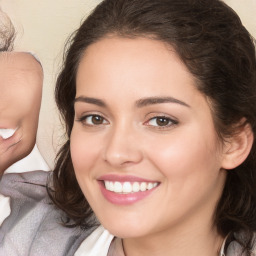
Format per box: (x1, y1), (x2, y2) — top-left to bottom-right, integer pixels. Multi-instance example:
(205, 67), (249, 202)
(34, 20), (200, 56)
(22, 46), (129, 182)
(98, 181), (158, 205)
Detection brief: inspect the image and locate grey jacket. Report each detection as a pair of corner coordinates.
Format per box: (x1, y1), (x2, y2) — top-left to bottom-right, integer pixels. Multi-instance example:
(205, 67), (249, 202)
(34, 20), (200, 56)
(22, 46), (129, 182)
(0, 171), (94, 256)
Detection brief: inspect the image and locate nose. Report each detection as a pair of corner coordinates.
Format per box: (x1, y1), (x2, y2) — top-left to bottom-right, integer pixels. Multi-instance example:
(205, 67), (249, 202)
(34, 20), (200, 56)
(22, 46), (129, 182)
(103, 124), (143, 167)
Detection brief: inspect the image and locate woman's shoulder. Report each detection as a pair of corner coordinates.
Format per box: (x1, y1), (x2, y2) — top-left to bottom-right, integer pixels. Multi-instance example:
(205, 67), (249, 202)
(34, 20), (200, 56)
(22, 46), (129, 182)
(75, 225), (114, 256)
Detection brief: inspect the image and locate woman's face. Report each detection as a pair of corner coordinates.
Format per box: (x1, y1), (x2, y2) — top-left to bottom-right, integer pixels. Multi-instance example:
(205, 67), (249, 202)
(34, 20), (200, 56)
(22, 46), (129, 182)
(71, 37), (227, 238)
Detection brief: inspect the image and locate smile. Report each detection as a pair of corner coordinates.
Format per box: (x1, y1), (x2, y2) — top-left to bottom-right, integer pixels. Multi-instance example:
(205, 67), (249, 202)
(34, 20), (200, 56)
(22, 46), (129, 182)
(104, 181), (158, 194)
(98, 175), (160, 205)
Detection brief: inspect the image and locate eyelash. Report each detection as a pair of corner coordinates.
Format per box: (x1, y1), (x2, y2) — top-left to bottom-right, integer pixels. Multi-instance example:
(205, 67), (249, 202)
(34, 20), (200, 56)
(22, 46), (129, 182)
(76, 114), (178, 129)
(144, 116), (178, 129)
(76, 114), (108, 126)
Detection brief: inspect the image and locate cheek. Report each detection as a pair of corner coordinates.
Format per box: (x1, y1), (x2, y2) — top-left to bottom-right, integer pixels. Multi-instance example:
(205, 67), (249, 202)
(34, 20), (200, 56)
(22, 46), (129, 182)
(70, 128), (104, 201)
(144, 125), (221, 181)
(70, 128), (101, 176)
(144, 129), (223, 219)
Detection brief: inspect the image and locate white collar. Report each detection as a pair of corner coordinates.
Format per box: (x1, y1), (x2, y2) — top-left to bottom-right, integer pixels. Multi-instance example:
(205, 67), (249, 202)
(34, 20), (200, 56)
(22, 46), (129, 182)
(219, 234), (229, 256)
(75, 226), (114, 256)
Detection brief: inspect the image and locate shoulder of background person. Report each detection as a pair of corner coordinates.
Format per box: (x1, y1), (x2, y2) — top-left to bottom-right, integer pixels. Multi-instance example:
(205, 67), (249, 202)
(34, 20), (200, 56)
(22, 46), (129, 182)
(0, 170), (96, 256)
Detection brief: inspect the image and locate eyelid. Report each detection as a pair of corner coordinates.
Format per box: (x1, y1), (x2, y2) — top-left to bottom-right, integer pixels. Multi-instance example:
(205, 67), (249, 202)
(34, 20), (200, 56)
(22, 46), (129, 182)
(144, 114), (178, 129)
(76, 113), (109, 126)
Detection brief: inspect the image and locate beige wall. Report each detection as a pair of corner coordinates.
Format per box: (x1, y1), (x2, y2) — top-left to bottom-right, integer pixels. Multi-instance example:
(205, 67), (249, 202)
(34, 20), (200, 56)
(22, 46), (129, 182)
(0, 0), (255, 169)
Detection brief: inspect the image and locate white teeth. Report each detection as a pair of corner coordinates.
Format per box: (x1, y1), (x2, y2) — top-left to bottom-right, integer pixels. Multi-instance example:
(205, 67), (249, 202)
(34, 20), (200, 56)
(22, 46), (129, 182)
(147, 183), (153, 190)
(105, 181), (110, 190)
(132, 182), (140, 192)
(0, 128), (16, 139)
(105, 181), (115, 191)
(114, 182), (122, 193)
(109, 182), (114, 192)
(104, 181), (158, 193)
(123, 182), (132, 193)
(140, 182), (147, 191)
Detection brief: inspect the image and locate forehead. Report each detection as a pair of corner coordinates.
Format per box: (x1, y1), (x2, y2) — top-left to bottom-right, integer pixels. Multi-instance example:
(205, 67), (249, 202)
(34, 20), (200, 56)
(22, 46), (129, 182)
(76, 37), (199, 103)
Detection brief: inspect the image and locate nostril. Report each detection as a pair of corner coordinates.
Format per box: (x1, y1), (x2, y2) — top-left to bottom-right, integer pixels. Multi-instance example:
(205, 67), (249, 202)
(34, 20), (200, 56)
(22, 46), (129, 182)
(103, 130), (143, 166)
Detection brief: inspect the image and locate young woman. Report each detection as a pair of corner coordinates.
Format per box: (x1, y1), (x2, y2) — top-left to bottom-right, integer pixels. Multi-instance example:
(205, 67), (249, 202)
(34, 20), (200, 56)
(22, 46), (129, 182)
(50, 0), (256, 255)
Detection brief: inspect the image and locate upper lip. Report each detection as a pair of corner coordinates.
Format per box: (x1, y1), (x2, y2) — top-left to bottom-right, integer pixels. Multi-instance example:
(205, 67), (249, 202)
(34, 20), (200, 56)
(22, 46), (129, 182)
(98, 174), (159, 183)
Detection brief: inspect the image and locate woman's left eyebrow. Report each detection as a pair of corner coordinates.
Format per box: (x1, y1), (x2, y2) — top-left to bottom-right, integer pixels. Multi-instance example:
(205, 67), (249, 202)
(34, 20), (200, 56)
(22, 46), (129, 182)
(74, 96), (106, 107)
(135, 96), (190, 108)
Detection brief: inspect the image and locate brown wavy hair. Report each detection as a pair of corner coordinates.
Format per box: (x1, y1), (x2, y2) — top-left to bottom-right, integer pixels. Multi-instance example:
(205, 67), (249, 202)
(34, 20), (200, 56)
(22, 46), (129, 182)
(49, 0), (256, 254)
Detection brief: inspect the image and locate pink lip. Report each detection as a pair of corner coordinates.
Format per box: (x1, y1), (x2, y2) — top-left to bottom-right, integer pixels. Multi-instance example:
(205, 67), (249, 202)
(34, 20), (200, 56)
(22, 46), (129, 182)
(98, 175), (159, 205)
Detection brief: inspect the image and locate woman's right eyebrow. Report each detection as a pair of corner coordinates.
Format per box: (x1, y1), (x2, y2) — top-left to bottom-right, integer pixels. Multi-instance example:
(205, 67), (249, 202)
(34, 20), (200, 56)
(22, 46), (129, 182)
(74, 96), (106, 107)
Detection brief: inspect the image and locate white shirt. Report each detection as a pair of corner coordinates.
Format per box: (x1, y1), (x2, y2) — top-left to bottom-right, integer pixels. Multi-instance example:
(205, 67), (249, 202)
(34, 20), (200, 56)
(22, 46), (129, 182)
(75, 226), (114, 256)
(0, 144), (50, 227)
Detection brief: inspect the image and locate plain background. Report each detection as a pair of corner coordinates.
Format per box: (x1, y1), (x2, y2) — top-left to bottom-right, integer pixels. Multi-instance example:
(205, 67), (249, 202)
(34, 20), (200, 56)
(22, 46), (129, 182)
(0, 0), (255, 169)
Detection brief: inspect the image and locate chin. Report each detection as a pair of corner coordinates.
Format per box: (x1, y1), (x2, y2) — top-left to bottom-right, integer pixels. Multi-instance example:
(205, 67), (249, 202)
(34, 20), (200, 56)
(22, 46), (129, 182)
(100, 218), (150, 238)
(106, 227), (145, 238)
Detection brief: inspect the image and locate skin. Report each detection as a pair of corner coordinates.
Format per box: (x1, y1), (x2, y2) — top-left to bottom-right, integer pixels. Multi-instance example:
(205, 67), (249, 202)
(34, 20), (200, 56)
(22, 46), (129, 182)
(71, 37), (243, 256)
(0, 52), (43, 174)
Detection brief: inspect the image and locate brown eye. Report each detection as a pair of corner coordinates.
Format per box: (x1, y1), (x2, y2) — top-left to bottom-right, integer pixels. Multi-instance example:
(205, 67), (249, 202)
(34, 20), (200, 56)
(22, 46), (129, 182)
(146, 116), (178, 128)
(156, 117), (170, 126)
(91, 115), (104, 125)
(78, 114), (108, 126)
